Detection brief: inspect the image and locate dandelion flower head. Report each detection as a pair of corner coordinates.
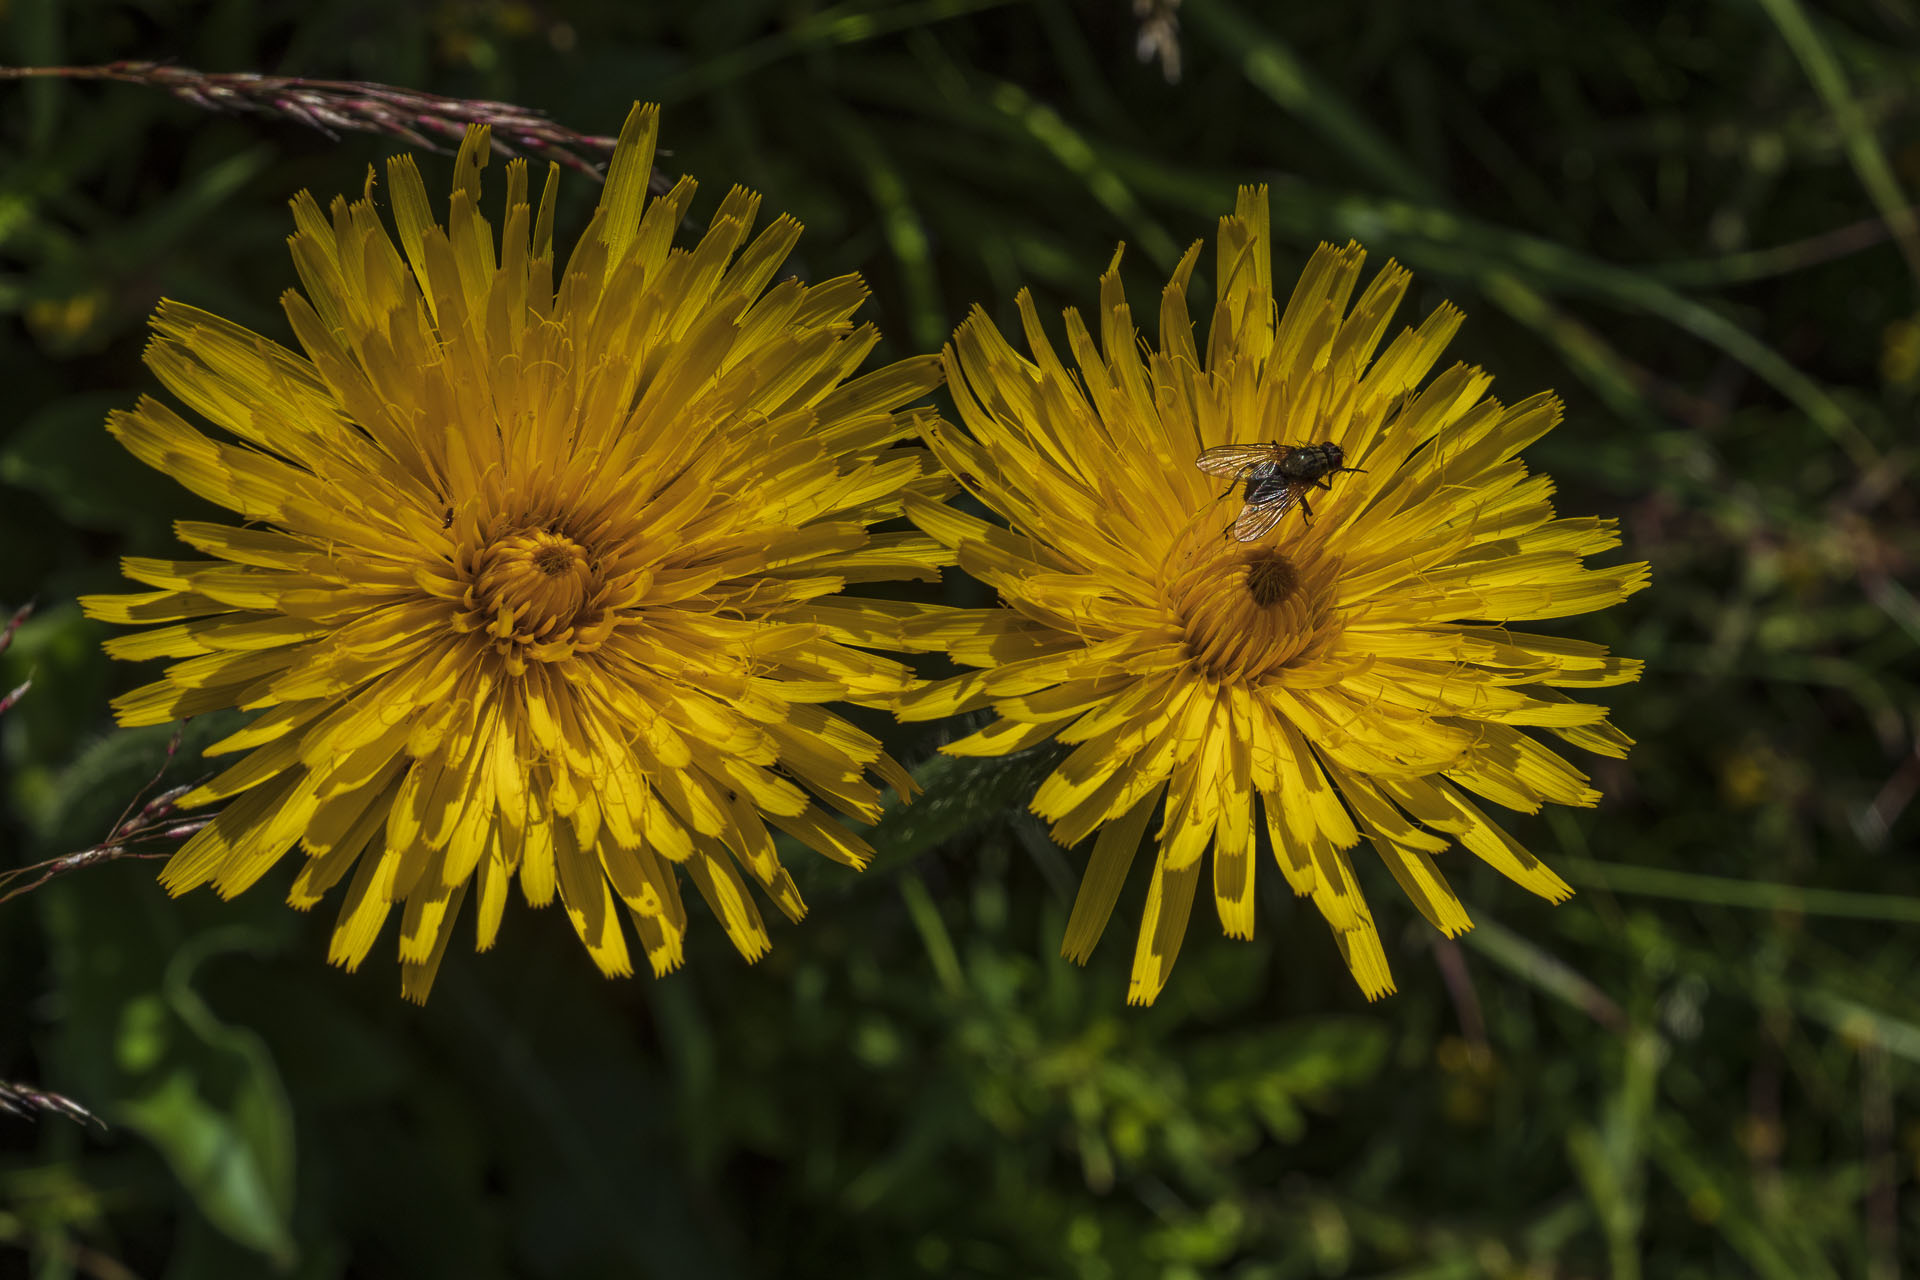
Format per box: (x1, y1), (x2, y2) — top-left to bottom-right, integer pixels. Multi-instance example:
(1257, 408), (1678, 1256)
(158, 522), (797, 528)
(899, 187), (1648, 1004)
(82, 105), (949, 1000)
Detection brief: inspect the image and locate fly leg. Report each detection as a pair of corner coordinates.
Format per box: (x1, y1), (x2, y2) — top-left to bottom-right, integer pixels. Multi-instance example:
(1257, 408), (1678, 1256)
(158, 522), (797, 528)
(1214, 465), (1254, 540)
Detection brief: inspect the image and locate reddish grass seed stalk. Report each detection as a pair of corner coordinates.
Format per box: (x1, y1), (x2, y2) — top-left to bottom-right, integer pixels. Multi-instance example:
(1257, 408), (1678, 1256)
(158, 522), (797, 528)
(0, 601), (30, 716)
(0, 723), (213, 906)
(0, 61), (668, 191)
(0, 1079), (104, 1129)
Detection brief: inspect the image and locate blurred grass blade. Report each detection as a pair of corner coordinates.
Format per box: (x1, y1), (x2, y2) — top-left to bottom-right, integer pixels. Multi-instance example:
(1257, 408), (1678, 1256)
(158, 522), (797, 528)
(1463, 919), (1627, 1032)
(987, 79), (1182, 270)
(1753, 0), (1920, 290)
(900, 872), (967, 997)
(1187, 0), (1877, 462)
(1188, 0), (1441, 204)
(1346, 199), (1880, 464)
(829, 107), (946, 351)
(112, 146), (271, 269)
(1651, 1117), (1841, 1280)
(12, 0), (65, 150)
(657, 0), (1016, 103)
(1569, 1033), (1664, 1280)
(1640, 209), (1912, 288)
(1798, 991), (1920, 1064)
(1559, 857), (1920, 924)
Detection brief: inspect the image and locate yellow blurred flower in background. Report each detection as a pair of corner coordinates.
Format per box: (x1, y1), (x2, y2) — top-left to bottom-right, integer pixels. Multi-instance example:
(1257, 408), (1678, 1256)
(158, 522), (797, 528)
(82, 104), (949, 1000)
(899, 187), (1648, 1004)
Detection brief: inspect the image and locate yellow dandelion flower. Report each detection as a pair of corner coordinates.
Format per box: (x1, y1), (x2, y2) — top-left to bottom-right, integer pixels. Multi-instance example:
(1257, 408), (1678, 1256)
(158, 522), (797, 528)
(898, 187), (1648, 1005)
(81, 104), (950, 1001)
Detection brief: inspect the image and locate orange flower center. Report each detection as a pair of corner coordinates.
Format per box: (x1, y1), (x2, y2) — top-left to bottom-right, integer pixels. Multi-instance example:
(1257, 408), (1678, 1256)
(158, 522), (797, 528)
(453, 523), (617, 672)
(1161, 520), (1341, 683)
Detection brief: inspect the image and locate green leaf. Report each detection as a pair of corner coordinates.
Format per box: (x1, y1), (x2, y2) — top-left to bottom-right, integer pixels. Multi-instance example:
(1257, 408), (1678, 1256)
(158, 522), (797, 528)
(863, 742), (1071, 877)
(112, 929), (297, 1268)
(31, 721), (296, 1267)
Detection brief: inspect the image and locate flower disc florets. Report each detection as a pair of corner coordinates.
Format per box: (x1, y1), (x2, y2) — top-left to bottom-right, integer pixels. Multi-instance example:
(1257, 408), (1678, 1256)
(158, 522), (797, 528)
(1164, 532), (1340, 682)
(82, 104), (950, 1000)
(454, 517), (612, 665)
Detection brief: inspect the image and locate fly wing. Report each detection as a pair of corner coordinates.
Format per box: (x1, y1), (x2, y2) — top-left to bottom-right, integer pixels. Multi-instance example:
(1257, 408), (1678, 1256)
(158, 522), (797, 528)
(1232, 489), (1297, 542)
(1194, 444), (1285, 477)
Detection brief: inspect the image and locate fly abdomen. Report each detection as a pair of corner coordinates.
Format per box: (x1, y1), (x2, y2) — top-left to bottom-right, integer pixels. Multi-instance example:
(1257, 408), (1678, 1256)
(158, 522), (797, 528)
(1277, 442), (1344, 483)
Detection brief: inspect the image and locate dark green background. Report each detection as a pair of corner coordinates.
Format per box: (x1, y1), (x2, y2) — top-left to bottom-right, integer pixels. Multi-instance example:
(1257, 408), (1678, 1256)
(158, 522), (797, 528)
(3, 1), (1918, 1276)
